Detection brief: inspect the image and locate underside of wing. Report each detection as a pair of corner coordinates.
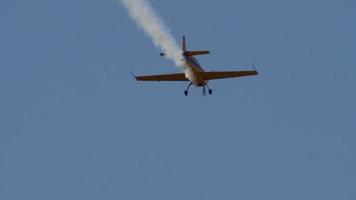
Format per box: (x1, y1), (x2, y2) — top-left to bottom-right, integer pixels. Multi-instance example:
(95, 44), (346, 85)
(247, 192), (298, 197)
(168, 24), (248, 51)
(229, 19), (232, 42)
(201, 70), (258, 80)
(133, 72), (188, 81)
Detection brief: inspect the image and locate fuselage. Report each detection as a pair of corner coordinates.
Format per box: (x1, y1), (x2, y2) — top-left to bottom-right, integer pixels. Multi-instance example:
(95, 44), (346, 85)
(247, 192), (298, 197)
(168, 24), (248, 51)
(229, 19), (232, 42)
(182, 54), (208, 86)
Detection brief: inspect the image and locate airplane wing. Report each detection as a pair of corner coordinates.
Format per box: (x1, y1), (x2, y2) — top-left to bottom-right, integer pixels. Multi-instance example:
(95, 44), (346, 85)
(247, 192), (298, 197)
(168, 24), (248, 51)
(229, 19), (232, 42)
(201, 70), (258, 80)
(133, 72), (189, 81)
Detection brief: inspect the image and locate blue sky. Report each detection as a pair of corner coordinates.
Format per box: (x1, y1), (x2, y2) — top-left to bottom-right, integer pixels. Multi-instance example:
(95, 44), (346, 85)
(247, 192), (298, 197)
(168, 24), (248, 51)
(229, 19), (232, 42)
(1, 0), (355, 199)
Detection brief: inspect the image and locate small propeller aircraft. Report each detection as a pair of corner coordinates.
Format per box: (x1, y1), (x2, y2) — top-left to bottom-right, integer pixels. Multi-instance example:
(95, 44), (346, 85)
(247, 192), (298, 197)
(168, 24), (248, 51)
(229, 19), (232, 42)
(132, 36), (258, 96)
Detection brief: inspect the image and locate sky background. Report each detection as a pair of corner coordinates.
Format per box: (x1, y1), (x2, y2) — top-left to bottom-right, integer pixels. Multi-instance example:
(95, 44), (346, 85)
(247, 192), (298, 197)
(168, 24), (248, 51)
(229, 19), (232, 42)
(1, 0), (355, 199)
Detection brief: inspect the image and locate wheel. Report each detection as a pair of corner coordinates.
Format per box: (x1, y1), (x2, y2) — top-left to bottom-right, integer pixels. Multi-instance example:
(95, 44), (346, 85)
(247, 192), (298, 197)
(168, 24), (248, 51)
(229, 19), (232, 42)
(184, 90), (188, 96)
(208, 89), (212, 95)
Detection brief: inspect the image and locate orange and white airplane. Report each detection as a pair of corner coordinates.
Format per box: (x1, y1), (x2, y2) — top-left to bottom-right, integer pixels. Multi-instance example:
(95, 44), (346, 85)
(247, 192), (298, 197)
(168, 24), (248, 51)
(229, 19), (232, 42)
(132, 36), (258, 96)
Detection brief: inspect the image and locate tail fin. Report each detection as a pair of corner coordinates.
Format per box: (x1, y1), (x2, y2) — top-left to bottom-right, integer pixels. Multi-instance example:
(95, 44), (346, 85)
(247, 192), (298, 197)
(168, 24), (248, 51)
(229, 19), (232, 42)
(181, 36), (210, 56)
(182, 36), (187, 52)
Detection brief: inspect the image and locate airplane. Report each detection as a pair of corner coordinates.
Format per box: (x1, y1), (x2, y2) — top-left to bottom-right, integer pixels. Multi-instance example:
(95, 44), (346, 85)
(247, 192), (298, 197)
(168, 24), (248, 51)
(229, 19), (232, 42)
(132, 36), (258, 96)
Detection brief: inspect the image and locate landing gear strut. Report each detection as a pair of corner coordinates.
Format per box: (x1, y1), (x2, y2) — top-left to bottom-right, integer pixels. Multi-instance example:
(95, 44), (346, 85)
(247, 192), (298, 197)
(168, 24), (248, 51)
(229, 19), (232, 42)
(207, 85), (212, 95)
(184, 82), (193, 96)
(184, 82), (213, 96)
(203, 84), (213, 96)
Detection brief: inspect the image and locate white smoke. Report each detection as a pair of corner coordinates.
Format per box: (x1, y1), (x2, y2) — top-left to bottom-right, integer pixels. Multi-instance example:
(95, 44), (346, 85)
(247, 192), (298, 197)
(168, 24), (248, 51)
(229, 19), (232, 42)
(120, 0), (183, 67)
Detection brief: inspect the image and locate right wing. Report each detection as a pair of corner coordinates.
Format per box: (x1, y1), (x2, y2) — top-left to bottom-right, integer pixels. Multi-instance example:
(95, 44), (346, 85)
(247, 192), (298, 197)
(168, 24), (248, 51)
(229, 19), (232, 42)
(201, 70), (258, 80)
(133, 72), (188, 81)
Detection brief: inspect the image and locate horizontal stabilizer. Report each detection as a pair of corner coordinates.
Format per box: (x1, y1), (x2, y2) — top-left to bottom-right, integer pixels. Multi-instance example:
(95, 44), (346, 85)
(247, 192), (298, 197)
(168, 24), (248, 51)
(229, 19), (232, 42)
(184, 51), (210, 56)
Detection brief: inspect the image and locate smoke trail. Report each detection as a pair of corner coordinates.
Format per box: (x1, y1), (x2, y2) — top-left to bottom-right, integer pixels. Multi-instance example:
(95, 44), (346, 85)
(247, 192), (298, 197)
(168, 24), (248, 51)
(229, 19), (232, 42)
(120, 0), (183, 67)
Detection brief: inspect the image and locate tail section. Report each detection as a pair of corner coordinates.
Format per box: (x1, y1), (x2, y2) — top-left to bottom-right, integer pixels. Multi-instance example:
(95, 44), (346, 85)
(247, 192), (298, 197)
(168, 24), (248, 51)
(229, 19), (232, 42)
(182, 36), (187, 52)
(182, 36), (210, 56)
(184, 50), (210, 56)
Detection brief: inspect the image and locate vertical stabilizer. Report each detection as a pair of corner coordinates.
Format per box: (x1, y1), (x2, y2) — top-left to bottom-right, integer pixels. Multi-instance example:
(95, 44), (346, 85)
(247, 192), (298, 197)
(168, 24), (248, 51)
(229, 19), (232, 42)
(182, 36), (187, 52)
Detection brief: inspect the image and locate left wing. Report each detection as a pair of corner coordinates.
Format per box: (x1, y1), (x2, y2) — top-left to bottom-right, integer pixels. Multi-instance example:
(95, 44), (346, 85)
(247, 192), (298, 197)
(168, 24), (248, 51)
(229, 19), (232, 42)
(133, 72), (188, 81)
(201, 70), (258, 80)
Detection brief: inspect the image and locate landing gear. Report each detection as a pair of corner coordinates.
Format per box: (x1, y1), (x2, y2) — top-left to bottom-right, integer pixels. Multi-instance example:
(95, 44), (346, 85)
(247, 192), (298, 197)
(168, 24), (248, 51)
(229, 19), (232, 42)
(204, 84), (213, 96)
(184, 82), (193, 96)
(184, 82), (213, 96)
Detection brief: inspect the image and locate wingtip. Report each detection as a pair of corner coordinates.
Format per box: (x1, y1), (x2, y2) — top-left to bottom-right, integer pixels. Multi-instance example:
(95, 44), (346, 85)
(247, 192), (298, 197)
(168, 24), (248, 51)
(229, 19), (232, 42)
(129, 70), (137, 80)
(251, 61), (259, 75)
(253, 66), (259, 75)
